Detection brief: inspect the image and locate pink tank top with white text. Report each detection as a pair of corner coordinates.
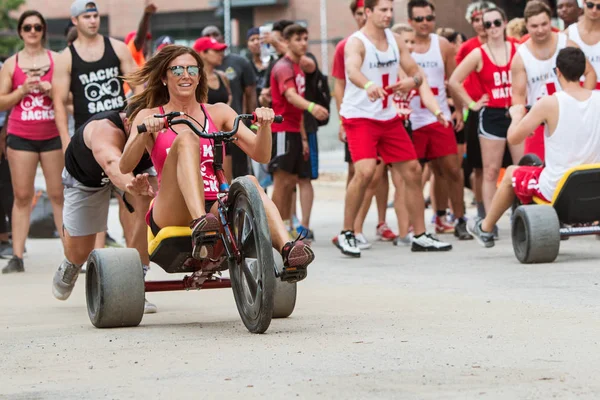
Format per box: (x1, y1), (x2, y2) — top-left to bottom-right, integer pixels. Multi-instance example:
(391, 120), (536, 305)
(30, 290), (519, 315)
(7, 51), (59, 140)
(151, 105), (221, 201)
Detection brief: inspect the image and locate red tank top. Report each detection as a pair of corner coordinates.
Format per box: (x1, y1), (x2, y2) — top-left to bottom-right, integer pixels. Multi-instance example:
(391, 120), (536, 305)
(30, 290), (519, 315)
(150, 105), (222, 201)
(478, 42), (516, 109)
(7, 51), (59, 140)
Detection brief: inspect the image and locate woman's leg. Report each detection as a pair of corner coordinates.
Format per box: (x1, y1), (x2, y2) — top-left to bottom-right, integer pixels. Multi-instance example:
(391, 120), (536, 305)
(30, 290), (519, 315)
(6, 148), (39, 258)
(479, 137), (507, 213)
(39, 149), (65, 241)
(508, 142), (525, 166)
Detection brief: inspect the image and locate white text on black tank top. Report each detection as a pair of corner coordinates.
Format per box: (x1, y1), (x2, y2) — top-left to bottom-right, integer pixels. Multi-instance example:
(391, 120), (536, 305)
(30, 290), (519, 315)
(78, 66), (124, 114)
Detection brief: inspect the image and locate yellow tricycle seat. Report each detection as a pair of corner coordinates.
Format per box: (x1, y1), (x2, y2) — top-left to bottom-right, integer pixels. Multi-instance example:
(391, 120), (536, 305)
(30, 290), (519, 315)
(148, 226), (195, 273)
(548, 163), (600, 224)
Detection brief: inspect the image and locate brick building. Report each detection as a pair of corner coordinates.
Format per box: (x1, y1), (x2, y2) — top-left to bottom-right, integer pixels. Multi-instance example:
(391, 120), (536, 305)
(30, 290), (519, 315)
(22, 0), (557, 73)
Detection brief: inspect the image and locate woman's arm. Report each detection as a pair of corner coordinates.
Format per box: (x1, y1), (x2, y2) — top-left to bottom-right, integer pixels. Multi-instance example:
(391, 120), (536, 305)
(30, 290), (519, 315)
(120, 108), (156, 174)
(448, 48), (485, 111)
(0, 57), (25, 111)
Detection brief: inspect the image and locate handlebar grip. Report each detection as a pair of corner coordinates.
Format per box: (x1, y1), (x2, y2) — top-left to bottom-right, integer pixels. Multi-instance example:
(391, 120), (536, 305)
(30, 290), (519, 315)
(137, 124), (147, 134)
(250, 112), (284, 123)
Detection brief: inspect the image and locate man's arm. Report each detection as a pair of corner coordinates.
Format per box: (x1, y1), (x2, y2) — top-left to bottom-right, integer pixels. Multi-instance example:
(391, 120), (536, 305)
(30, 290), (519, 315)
(567, 39), (597, 89)
(510, 52), (528, 106)
(276, 63), (328, 121)
(440, 36), (464, 115)
(507, 97), (555, 145)
(112, 39), (141, 95)
(52, 49), (73, 153)
(133, 3), (156, 51)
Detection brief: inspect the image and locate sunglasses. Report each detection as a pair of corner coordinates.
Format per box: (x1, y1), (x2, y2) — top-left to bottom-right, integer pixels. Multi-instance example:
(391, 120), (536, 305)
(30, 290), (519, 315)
(412, 15), (435, 23)
(22, 24), (43, 33)
(484, 19), (503, 29)
(168, 65), (200, 77)
(586, 1), (600, 10)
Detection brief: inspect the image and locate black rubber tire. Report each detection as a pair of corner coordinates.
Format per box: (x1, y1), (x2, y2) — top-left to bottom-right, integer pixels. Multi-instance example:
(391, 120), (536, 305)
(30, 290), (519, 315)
(228, 177), (275, 334)
(272, 249), (297, 319)
(511, 205), (561, 264)
(86, 248), (145, 328)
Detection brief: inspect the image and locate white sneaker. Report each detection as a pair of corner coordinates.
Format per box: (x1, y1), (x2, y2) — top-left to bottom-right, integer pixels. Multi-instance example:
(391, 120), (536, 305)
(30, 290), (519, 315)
(393, 233), (413, 247)
(355, 233), (372, 250)
(336, 231), (361, 258)
(144, 298), (157, 314)
(411, 233), (452, 252)
(52, 260), (82, 300)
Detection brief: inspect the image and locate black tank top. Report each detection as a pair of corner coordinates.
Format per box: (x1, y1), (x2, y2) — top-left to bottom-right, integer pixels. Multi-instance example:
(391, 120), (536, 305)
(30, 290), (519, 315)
(207, 73), (229, 104)
(70, 36), (126, 130)
(65, 111), (154, 187)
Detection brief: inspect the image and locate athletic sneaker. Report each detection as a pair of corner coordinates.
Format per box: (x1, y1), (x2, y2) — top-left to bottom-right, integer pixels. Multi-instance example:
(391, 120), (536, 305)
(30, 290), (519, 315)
(454, 220), (473, 240)
(355, 233), (372, 250)
(280, 238), (314, 282)
(190, 213), (221, 260)
(393, 233), (413, 247)
(411, 233), (452, 252)
(466, 219), (495, 248)
(376, 223), (397, 241)
(434, 216), (455, 234)
(0, 241), (11, 259)
(144, 299), (157, 314)
(52, 259), (82, 300)
(105, 232), (122, 248)
(337, 231), (361, 257)
(296, 225), (315, 242)
(2, 256), (24, 274)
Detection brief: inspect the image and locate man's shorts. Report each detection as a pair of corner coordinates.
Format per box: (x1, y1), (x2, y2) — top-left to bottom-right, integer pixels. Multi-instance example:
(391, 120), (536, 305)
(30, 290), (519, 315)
(412, 121), (457, 162)
(342, 116), (416, 164)
(269, 131), (310, 177)
(7, 134), (61, 153)
(299, 131), (318, 180)
(525, 125), (546, 162)
(512, 166), (550, 204)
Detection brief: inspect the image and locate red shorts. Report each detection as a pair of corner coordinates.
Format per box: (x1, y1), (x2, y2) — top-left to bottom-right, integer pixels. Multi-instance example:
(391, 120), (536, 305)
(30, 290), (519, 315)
(342, 116), (417, 164)
(412, 122), (457, 161)
(525, 125), (545, 162)
(511, 166), (550, 204)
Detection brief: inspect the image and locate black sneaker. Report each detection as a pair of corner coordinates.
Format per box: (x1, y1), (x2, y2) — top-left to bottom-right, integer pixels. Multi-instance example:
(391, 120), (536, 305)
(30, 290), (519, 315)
(0, 241), (11, 259)
(2, 256), (24, 274)
(466, 219), (495, 248)
(454, 219), (473, 240)
(411, 233), (452, 252)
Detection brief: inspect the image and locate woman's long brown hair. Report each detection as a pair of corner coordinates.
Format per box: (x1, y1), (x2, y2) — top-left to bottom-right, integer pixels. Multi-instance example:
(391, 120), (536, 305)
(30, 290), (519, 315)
(125, 45), (208, 123)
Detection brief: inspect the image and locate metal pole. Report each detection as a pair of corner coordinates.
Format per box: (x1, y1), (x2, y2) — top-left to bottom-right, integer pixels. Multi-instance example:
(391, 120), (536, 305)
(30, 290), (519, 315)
(320, 0), (328, 74)
(224, 0), (232, 49)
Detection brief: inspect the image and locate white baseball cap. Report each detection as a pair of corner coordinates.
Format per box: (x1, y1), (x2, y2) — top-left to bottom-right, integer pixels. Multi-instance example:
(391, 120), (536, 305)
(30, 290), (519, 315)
(71, 0), (99, 18)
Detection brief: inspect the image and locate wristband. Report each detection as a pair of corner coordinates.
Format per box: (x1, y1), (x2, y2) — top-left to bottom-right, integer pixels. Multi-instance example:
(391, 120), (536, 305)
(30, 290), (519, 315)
(468, 101), (477, 110)
(364, 81), (374, 90)
(434, 109), (442, 117)
(307, 102), (315, 113)
(463, 108), (469, 122)
(250, 124), (259, 131)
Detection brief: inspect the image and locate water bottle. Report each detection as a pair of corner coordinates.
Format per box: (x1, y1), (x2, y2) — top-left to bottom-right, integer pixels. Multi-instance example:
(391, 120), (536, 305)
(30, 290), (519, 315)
(259, 25), (272, 65)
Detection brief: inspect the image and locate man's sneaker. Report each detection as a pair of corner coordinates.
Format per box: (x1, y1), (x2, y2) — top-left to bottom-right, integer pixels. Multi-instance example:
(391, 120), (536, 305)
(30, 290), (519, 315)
(411, 233), (453, 252)
(296, 225), (315, 242)
(376, 223), (397, 241)
(2, 256), (24, 274)
(466, 219), (495, 248)
(190, 213), (221, 260)
(0, 241), (12, 259)
(52, 260), (82, 300)
(434, 216), (455, 234)
(492, 225), (499, 240)
(355, 233), (372, 250)
(331, 235), (340, 249)
(105, 232), (122, 248)
(454, 219), (473, 240)
(144, 298), (158, 314)
(337, 231), (361, 257)
(280, 239), (314, 282)
(393, 232), (413, 247)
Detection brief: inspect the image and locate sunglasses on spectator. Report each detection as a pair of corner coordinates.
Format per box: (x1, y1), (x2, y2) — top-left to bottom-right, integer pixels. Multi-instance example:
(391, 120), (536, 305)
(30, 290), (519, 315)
(168, 65), (200, 77)
(22, 24), (43, 33)
(484, 19), (503, 29)
(412, 15), (435, 23)
(586, 1), (600, 10)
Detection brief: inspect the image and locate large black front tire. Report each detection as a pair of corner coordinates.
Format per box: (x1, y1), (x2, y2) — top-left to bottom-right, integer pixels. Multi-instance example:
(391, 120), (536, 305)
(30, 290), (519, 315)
(228, 177), (275, 334)
(86, 248), (145, 328)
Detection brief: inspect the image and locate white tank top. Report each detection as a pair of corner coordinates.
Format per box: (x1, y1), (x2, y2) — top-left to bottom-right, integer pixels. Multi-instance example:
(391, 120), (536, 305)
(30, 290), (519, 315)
(567, 23), (600, 89)
(538, 91), (600, 200)
(340, 29), (400, 121)
(517, 33), (567, 106)
(408, 34), (451, 130)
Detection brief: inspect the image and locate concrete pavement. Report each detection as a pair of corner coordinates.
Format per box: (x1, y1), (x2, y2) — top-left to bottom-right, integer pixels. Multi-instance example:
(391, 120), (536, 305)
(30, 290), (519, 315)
(2, 178), (600, 399)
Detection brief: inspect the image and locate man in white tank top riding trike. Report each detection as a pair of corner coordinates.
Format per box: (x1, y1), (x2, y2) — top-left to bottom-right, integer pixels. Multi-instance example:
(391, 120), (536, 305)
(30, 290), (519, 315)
(468, 47), (600, 264)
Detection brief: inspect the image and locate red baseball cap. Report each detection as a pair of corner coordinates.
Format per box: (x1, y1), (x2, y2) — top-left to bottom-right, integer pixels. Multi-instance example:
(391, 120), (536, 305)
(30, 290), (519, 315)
(125, 30), (152, 45)
(193, 37), (227, 52)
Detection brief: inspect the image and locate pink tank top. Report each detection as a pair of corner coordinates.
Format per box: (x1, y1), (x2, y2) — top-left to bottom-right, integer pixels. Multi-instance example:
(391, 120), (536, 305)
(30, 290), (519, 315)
(151, 105), (221, 201)
(7, 51), (59, 140)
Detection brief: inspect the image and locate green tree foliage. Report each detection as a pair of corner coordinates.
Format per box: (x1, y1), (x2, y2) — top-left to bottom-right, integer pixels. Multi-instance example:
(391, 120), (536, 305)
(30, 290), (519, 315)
(0, 0), (25, 57)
